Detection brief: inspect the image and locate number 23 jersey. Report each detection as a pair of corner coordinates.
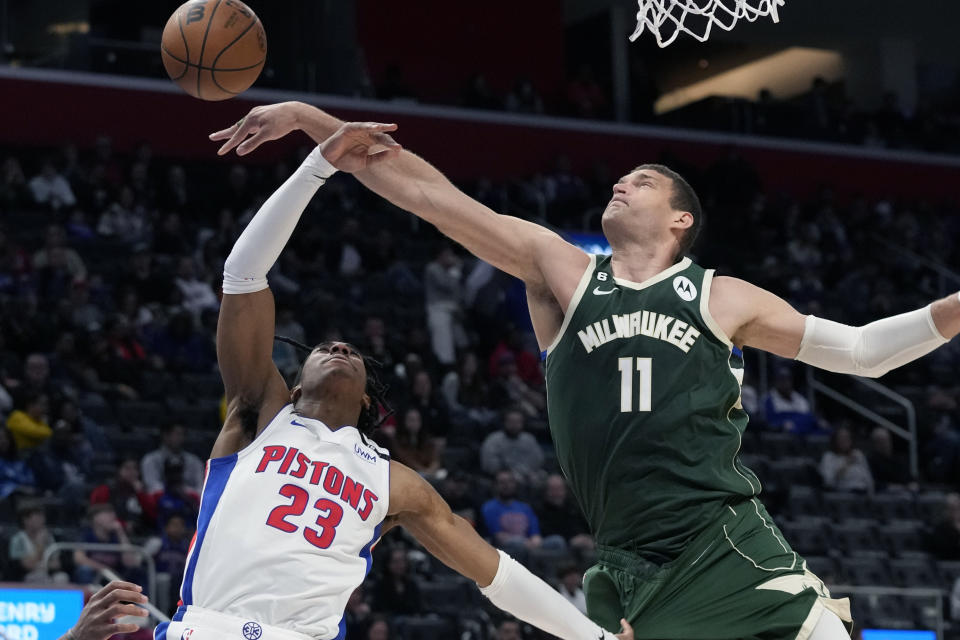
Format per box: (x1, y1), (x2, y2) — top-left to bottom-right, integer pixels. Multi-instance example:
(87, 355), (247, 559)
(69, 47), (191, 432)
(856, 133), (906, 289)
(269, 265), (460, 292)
(181, 404), (390, 639)
(545, 255), (761, 561)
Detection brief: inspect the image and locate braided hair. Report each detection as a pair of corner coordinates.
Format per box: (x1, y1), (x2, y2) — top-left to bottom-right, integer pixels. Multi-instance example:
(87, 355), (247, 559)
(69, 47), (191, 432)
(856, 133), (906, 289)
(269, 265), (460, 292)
(274, 336), (392, 435)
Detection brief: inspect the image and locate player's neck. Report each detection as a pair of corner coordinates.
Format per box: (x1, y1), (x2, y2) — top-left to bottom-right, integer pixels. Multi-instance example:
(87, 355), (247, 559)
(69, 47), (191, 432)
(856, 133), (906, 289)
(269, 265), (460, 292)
(295, 397), (360, 431)
(609, 243), (677, 284)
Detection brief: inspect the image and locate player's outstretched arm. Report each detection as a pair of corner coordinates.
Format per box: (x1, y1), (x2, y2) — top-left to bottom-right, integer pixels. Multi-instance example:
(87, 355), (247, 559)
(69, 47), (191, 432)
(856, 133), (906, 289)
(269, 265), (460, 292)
(388, 461), (633, 640)
(711, 276), (958, 377)
(211, 103), (589, 291)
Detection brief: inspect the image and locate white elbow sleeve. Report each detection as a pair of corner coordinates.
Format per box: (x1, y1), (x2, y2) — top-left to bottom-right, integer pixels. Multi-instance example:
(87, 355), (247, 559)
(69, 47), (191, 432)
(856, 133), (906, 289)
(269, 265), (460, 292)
(480, 550), (616, 640)
(221, 146), (337, 295)
(796, 305), (948, 378)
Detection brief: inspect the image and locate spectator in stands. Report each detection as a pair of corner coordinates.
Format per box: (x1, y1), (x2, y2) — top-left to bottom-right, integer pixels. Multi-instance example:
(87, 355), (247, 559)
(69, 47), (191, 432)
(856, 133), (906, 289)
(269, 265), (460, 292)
(371, 548), (421, 616)
(556, 565), (587, 615)
(565, 63), (607, 119)
(929, 493), (960, 560)
(73, 503), (145, 586)
(406, 370), (450, 444)
(365, 616), (392, 640)
(154, 513), (190, 610)
(439, 471), (478, 526)
(867, 427), (914, 491)
(148, 311), (216, 373)
(66, 279), (104, 332)
(488, 326), (543, 388)
(344, 587), (372, 639)
(119, 247), (170, 304)
(763, 366), (818, 433)
(820, 426), (875, 493)
(29, 158), (76, 211)
(0, 156), (29, 208)
(482, 470), (542, 554)
(0, 425), (36, 501)
(442, 351), (495, 427)
(388, 408), (441, 479)
(8, 502), (66, 582)
(424, 244), (466, 367)
(174, 257), (219, 318)
(6, 390), (52, 452)
(481, 409), (544, 486)
(952, 576), (960, 623)
(90, 454), (153, 534)
(463, 73), (502, 111)
(97, 185), (150, 245)
(537, 474), (593, 553)
(27, 420), (88, 505)
(488, 352), (547, 418)
(0, 223), (31, 295)
(505, 77), (545, 115)
(496, 619), (523, 640)
(33, 224), (86, 281)
(150, 457), (201, 531)
(153, 212), (189, 256)
(141, 423), (204, 493)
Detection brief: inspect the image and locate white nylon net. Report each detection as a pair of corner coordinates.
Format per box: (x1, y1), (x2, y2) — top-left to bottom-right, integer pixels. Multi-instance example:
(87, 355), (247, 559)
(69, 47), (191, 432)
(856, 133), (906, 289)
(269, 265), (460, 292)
(629, 0), (785, 47)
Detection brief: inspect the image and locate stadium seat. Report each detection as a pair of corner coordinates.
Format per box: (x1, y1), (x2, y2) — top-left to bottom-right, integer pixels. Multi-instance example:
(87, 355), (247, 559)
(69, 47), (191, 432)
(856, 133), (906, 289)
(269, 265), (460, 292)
(442, 446), (477, 473)
(889, 558), (939, 588)
(399, 616), (457, 640)
(879, 519), (927, 555)
(830, 519), (882, 553)
(179, 372), (224, 400)
(773, 457), (820, 488)
(780, 518), (832, 556)
(758, 432), (803, 459)
(870, 492), (918, 522)
(116, 400), (167, 429)
(140, 370), (176, 400)
(77, 393), (117, 425)
(915, 492), (948, 523)
(785, 486), (822, 519)
(801, 555), (837, 582)
(417, 578), (472, 616)
(822, 492), (872, 521)
(838, 556), (893, 586)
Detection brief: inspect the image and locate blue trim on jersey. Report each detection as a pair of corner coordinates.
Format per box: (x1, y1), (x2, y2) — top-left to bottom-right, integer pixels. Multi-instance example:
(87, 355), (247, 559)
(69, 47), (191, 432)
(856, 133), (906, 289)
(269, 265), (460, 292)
(732, 346), (743, 358)
(153, 621), (169, 640)
(181, 454), (238, 605)
(333, 617), (346, 640)
(332, 522), (383, 640)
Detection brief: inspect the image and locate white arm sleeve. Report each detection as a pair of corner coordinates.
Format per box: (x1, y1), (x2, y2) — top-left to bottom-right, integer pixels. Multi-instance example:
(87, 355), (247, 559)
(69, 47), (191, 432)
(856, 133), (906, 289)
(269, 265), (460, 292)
(795, 305), (948, 378)
(480, 550), (618, 640)
(221, 147), (337, 295)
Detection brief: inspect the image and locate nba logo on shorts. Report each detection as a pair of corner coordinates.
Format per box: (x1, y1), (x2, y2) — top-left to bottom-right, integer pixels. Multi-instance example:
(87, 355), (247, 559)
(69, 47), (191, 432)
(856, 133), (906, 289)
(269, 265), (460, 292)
(242, 622), (263, 640)
(181, 629), (194, 640)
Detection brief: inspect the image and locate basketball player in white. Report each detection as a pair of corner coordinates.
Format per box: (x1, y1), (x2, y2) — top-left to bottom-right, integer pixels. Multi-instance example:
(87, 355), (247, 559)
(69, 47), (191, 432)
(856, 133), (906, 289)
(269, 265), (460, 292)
(152, 129), (633, 640)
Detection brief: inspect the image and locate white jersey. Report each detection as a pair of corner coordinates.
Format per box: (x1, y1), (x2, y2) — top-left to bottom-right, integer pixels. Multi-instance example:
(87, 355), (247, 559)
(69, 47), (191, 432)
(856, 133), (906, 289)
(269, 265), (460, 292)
(172, 405), (390, 639)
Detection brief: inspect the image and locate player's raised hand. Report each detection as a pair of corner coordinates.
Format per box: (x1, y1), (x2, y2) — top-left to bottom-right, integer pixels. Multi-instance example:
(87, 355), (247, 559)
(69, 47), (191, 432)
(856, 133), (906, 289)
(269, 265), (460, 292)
(319, 122), (402, 173)
(614, 618), (634, 640)
(209, 102), (301, 156)
(64, 580), (149, 640)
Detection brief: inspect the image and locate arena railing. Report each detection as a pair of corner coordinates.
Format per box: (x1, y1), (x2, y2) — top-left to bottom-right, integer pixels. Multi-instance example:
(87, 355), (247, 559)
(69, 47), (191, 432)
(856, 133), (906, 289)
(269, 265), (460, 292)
(39, 542), (169, 623)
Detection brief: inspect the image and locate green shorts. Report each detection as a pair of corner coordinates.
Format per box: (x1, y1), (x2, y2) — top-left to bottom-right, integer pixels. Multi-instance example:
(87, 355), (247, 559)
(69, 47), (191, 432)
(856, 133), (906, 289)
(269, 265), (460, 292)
(584, 498), (852, 640)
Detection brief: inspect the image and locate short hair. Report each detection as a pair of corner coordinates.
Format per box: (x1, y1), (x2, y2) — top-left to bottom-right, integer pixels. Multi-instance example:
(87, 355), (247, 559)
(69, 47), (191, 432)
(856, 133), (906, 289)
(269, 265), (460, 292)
(275, 337), (392, 435)
(634, 164), (703, 260)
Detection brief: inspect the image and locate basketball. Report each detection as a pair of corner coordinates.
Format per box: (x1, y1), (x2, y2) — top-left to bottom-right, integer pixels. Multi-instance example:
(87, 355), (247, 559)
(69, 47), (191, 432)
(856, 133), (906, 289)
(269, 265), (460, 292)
(161, 0), (267, 101)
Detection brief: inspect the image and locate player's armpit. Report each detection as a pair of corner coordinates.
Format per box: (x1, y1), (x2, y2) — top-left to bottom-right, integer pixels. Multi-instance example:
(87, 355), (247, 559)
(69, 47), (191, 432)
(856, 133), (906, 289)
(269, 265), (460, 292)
(709, 276), (807, 357)
(388, 460), (500, 585)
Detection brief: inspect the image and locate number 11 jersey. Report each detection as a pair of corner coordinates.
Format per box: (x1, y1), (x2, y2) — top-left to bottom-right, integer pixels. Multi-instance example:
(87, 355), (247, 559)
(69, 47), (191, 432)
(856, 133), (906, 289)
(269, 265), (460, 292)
(180, 404), (390, 639)
(544, 255), (760, 562)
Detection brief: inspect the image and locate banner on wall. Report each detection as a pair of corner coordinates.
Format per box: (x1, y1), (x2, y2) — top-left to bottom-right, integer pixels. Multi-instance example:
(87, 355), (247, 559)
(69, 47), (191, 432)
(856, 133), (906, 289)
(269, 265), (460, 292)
(0, 587), (85, 640)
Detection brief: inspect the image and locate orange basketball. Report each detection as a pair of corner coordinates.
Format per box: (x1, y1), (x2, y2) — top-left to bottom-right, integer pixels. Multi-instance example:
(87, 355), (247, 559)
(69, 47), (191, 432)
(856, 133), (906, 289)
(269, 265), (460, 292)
(160, 0), (267, 101)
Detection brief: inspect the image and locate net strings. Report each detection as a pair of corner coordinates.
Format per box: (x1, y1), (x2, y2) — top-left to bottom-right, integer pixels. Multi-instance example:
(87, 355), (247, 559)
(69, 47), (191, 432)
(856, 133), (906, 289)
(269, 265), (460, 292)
(630, 0), (784, 47)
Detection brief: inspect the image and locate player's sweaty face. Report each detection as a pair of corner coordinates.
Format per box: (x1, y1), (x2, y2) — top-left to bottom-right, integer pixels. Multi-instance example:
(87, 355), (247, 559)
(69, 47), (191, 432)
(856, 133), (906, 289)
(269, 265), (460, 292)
(300, 342), (367, 396)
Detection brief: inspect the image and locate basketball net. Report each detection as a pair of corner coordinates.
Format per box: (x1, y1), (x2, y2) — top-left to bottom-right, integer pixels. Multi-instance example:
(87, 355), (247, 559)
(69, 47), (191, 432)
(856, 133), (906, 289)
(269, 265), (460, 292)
(629, 0), (785, 47)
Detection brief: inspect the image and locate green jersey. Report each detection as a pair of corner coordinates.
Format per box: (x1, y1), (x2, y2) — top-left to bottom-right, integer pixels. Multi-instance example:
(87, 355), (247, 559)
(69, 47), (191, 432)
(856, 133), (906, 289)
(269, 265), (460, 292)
(545, 255), (760, 560)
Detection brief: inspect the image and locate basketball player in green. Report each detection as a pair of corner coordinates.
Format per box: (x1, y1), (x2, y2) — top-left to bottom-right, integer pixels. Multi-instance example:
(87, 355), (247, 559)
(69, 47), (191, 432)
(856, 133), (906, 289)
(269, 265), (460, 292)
(211, 102), (960, 640)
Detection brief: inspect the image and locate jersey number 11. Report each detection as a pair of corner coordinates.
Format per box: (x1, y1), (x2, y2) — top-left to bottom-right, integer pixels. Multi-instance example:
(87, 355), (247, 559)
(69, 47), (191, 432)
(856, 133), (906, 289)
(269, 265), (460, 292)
(618, 357), (652, 412)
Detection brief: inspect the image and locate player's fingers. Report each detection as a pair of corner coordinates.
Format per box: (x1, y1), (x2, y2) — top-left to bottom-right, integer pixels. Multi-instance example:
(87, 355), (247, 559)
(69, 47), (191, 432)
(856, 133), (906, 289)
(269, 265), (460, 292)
(108, 603), (150, 618)
(89, 581), (142, 602)
(236, 129), (271, 155)
(364, 147), (402, 167)
(103, 588), (148, 605)
(208, 124), (238, 141)
(109, 622), (142, 636)
(219, 122), (259, 156)
(364, 122), (398, 132)
(619, 618), (633, 637)
(371, 132), (401, 148)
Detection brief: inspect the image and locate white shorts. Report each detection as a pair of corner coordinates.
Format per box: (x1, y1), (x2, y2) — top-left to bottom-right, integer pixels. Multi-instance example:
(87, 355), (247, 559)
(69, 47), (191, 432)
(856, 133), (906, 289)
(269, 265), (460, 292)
(155, 606), (324, 640)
